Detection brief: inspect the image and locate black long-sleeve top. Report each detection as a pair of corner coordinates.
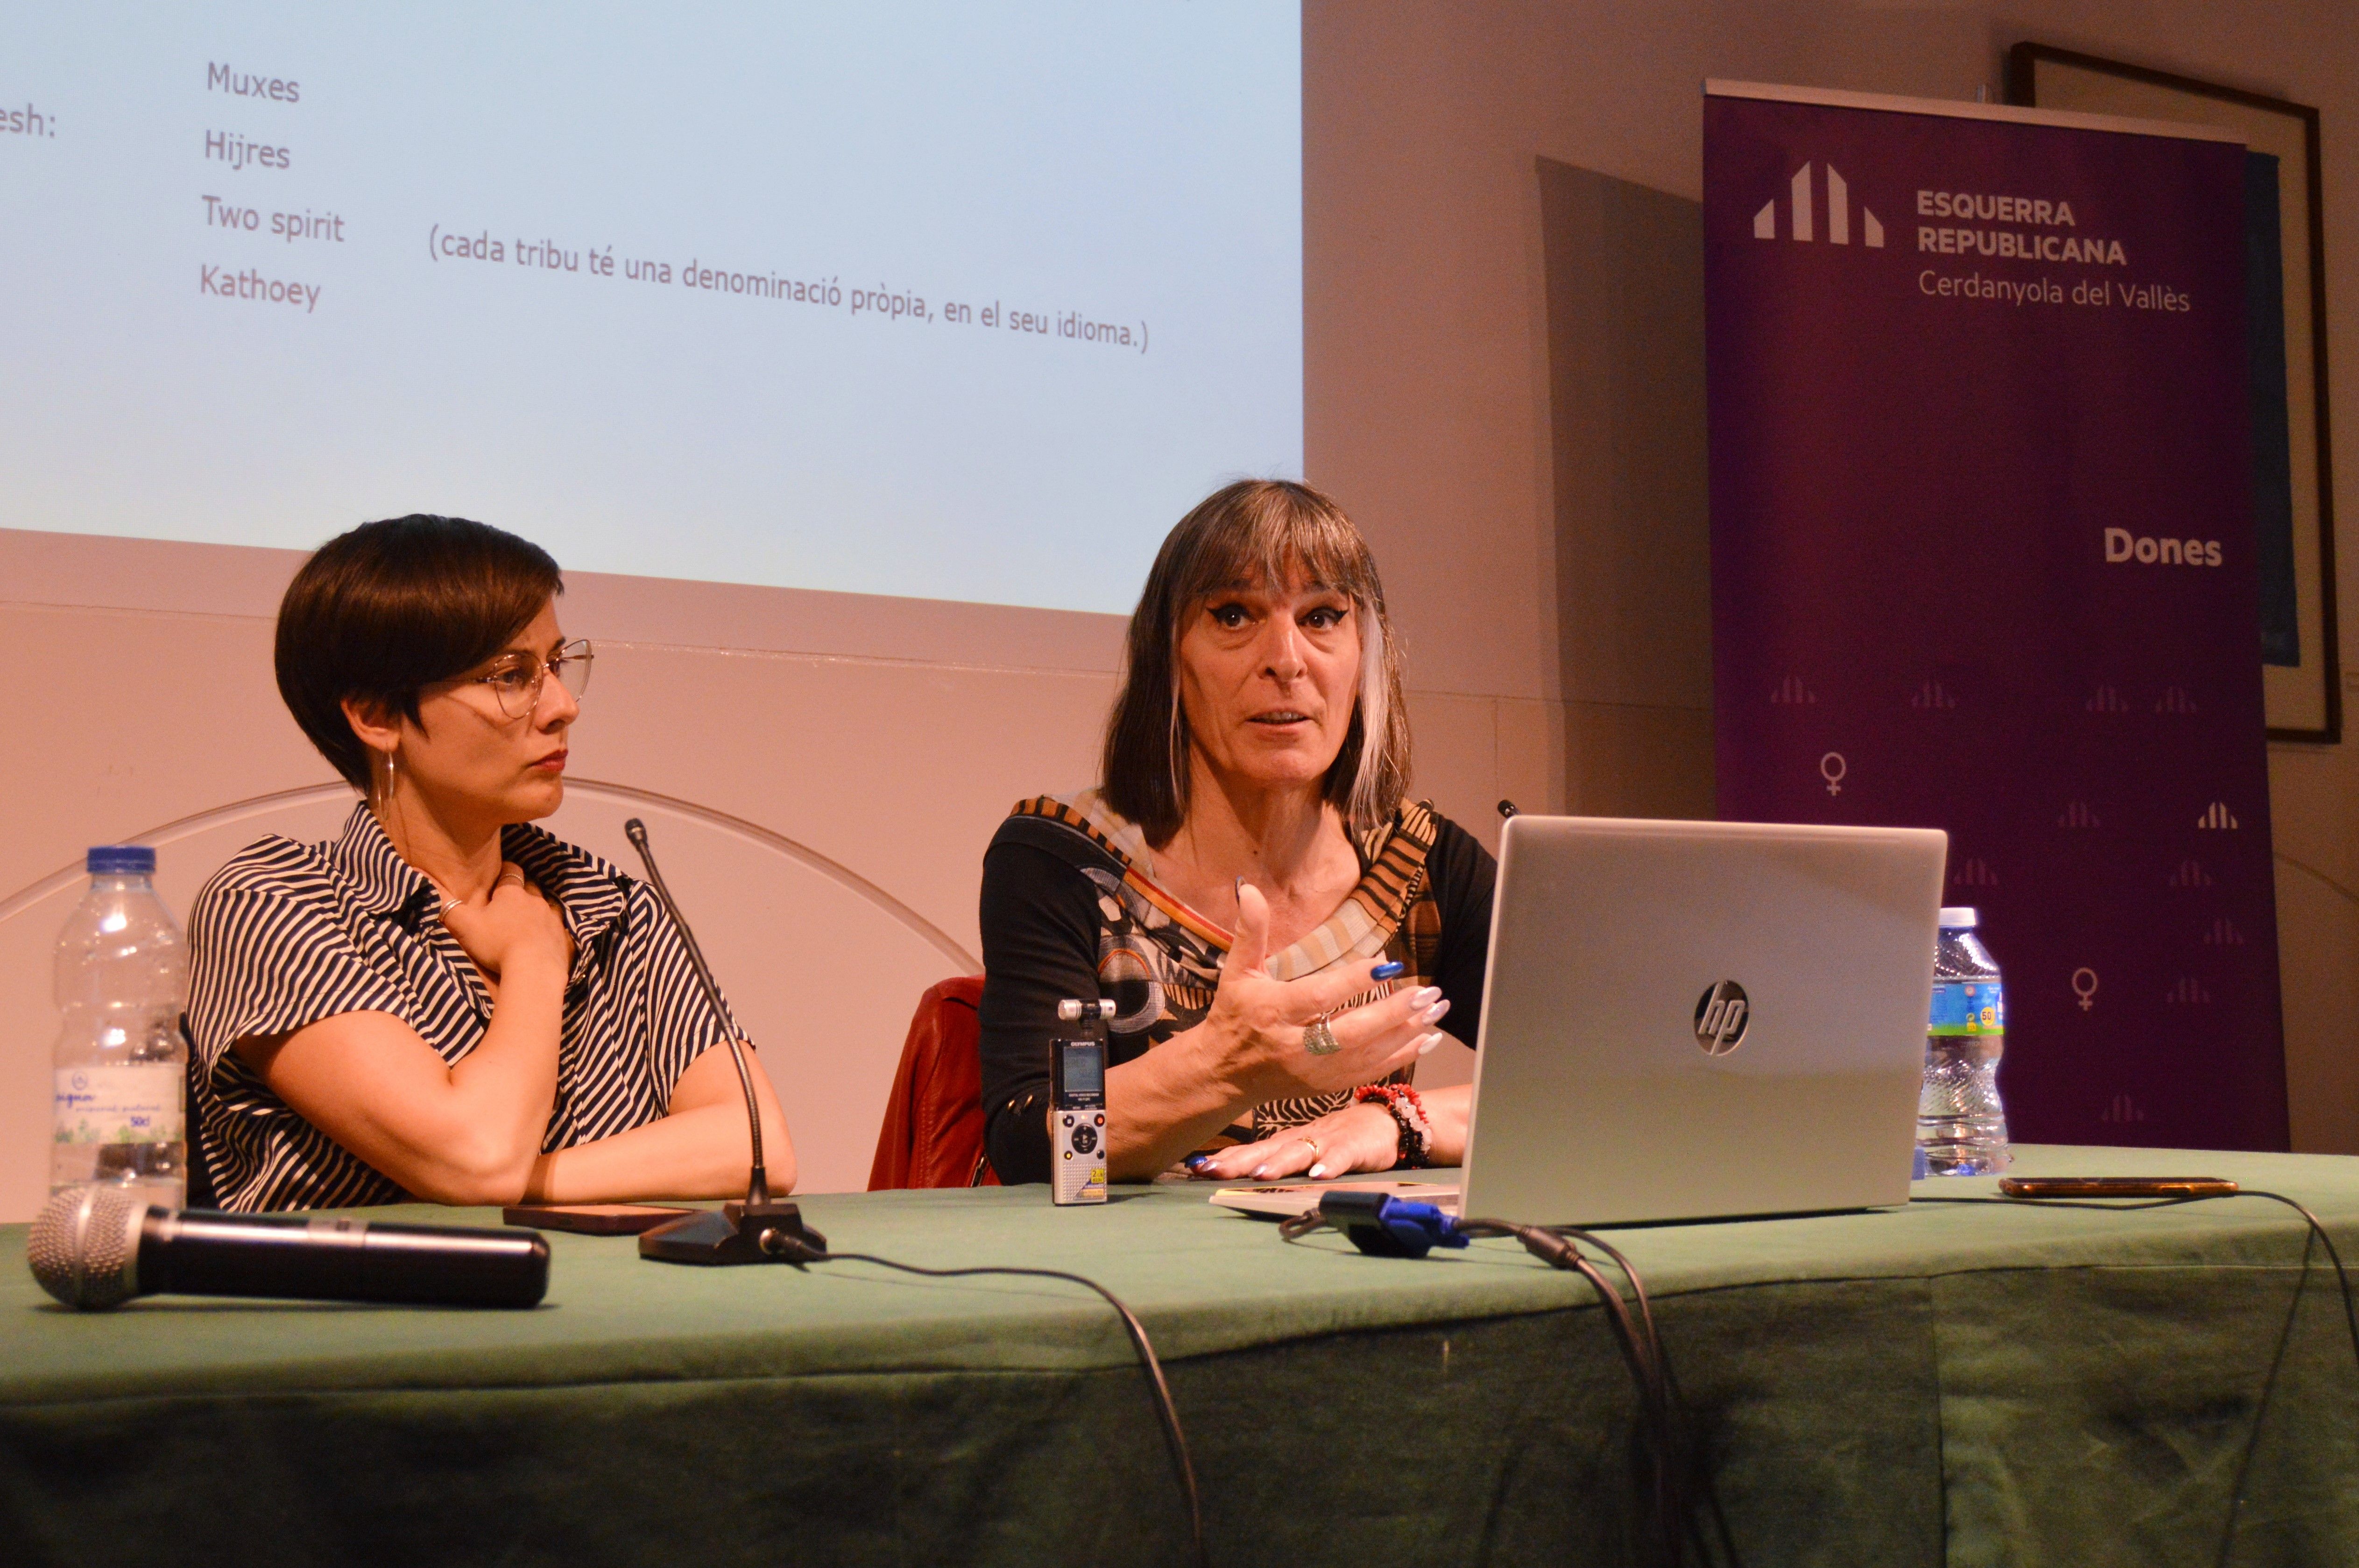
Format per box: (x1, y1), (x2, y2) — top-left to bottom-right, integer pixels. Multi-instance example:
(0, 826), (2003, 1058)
(977, 802), (1496, 1184)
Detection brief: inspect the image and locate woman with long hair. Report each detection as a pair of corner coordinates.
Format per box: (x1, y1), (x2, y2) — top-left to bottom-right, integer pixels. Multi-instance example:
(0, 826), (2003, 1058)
(979, 480), (1492, 1183)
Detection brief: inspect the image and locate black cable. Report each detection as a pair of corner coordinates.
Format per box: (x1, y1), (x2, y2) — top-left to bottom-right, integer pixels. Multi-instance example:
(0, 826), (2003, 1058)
(1553, 1239), (1681, 1563)
(1910, 1188), (2359, 1370)
(1482, 1222), (1684, 1566)
(2215, 1225), (2313, 1568)
(1548, 1229), (1742, 1567)
(1549, 1225), (1745, 1566)
(1289, 1182), (2359, 1566)
(1918, 1187), (2359, 1568)
(1554, 1228), (1660, 1367)
(1288, 1208), (1697, 1566)
(787, 1245), (1207, 1568)
(2228, 1191), (2359, 1373)
(1274, 1208), (1326, 1242)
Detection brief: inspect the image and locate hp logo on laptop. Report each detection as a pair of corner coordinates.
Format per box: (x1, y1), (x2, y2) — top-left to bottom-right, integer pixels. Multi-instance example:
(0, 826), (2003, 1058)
(1693, 981), (1750, 1055)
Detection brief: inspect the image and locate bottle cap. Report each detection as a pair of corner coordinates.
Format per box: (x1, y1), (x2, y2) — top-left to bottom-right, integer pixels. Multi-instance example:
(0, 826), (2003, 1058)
(86, 845), (155, 876)
(1937, 906), (1978, 929)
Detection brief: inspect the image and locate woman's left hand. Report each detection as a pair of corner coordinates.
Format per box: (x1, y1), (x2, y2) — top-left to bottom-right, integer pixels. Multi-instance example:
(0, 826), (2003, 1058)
(1187, 1101), (1399, 1182)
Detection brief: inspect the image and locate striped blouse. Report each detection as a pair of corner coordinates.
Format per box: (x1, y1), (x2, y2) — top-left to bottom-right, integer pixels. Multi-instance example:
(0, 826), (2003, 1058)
(185, 802), (735, 1211)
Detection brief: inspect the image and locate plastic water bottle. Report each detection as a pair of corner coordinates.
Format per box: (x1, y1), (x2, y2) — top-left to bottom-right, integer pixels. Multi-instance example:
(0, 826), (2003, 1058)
(1916, 907), (2009, 1175)
(51, 845), (188, 1207)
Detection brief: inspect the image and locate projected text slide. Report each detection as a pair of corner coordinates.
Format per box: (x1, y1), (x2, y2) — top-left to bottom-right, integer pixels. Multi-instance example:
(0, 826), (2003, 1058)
(0, 3), (1303, 613)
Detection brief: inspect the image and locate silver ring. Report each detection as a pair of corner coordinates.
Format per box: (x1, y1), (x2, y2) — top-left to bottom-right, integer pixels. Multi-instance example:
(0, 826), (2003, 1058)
(438, 897), (464, 918)
(1298, 1137), (1321, 1157)
(1301, 1016), (1340, 1055)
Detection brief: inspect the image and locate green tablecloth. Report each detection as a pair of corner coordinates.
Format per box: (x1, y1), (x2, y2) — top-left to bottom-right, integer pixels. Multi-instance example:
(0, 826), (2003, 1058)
(5, 1145), (2357, 1566)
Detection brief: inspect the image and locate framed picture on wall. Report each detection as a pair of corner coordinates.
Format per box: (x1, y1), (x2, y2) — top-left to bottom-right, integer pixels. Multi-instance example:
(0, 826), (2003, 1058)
(2008, 42), (2342, 743)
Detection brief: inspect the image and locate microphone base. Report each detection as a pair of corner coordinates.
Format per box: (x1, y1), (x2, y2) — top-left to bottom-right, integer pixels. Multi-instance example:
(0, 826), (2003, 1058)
(638, 1201), (827, 1266)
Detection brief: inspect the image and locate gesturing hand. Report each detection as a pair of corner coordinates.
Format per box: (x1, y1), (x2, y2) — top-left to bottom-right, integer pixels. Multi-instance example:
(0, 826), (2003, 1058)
(1202, 881), (1450, 1107)
(439, 861), (573, 984)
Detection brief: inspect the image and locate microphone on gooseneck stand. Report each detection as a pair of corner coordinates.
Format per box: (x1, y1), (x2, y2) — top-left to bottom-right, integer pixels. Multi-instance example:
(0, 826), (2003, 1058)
(622, 817), (826, 1266)
(29, 1184), (549, 1310)
(623, 824), (1204, 1561)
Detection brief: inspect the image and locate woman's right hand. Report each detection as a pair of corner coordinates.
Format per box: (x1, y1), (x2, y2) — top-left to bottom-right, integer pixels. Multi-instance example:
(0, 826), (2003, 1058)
(1202, 881), (1449, 1104)
(244, 860), (577, 1207)
(439, 861), (573, 984)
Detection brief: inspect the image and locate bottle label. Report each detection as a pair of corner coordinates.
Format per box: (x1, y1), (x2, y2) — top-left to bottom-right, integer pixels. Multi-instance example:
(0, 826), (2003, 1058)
(53, 1066), (184, 1145)
(1929, 979), (2004, 1037)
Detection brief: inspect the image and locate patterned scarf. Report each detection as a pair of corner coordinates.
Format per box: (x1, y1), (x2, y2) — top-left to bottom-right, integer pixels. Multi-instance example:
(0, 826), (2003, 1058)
(1008, 790), (1442, 1144)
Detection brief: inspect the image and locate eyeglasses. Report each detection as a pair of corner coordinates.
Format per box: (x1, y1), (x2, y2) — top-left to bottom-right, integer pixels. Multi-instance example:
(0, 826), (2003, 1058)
(467, 639), (594, 719)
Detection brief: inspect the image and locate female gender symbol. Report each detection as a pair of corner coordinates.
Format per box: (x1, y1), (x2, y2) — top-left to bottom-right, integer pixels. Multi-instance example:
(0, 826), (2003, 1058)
(1819, 752), (1847, 796)
(2071, 968), (2099, 1012)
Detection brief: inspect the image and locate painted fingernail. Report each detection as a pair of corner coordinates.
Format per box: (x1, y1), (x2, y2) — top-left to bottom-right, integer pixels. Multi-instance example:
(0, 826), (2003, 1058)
(1418, 1032), (1445, 1055)
(1183, 1154), (1210, 1171)
(1411, 986), (1443, 1007)
(1372, 961), (1405, 980)
(1250, 1165), (1269, 1180)
(1309, 1163), (1328, 1179)
(1418, 997), (1453, 1025)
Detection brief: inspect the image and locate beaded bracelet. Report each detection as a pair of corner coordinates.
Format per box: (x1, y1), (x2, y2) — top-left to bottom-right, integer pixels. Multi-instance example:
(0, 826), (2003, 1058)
(1355, 1083), (1433, 1168)
(1396, 1084), (1435, 1164)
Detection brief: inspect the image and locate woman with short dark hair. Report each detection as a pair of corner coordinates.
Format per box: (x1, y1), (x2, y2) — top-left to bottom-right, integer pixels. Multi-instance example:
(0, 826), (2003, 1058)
(979, 480), (1493, 1184)
(186, 513), (793, 1211)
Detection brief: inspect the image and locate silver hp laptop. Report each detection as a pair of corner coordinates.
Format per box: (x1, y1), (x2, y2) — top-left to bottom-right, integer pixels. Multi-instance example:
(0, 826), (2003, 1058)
(1215, 815), (1946, 1225)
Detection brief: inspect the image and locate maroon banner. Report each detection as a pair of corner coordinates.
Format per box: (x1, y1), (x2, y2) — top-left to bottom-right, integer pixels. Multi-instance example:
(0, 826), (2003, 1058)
(1703, 84), (2287, 1150)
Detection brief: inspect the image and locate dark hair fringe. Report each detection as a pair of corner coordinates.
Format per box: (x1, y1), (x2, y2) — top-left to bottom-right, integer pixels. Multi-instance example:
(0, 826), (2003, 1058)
(1101, 479), (1410, 844)
(275, 514), (563, 790)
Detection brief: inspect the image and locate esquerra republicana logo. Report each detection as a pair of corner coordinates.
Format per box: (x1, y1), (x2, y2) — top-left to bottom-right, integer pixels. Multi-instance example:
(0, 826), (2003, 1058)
(1758, 163), (2194, 313)
(1757, 164), (2126, 263)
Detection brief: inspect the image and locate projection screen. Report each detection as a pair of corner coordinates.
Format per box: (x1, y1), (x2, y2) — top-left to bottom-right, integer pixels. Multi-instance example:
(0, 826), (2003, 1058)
(0, 2), (1304, 614)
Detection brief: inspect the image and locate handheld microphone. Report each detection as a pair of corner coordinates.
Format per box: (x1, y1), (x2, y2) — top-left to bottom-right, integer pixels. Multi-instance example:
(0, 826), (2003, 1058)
(622, 817), (825, 1265)
(29, 1185), (549, 1310)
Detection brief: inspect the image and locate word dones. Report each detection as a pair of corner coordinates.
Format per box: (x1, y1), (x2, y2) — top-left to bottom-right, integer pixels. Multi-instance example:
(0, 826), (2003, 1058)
(2105, 528), (2221, 567)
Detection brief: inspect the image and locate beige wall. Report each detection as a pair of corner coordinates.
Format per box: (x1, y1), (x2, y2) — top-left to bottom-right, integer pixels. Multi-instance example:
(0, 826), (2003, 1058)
(3, 1), (2353, 1219)
(1301, 0), (2359, 1152)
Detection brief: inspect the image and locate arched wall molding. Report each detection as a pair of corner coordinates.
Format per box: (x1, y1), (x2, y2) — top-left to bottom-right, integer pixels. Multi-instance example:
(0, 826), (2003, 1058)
(2276, 851), (2359, 912)
(0, 777), (980, 971)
